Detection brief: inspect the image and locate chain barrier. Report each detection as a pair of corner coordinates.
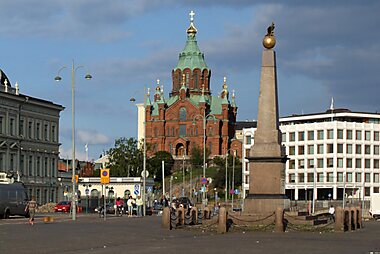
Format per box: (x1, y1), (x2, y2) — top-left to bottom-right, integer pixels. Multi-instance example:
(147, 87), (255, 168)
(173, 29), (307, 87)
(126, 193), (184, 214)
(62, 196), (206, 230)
(229, 212), (275, 223)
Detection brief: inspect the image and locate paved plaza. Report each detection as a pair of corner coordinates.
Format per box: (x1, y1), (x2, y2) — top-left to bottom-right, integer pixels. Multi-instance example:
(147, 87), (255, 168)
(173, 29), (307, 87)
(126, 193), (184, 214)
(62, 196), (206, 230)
(0, 213), (379, 254)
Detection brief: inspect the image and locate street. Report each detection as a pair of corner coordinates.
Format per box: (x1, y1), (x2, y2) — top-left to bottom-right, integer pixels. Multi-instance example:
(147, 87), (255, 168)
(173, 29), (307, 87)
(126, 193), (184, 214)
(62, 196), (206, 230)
(0, 213), (379, 254)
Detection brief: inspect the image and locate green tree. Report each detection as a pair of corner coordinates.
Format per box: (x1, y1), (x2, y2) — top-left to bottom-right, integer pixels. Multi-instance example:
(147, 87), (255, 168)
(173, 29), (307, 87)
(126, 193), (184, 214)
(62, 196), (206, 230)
(107, 137), (143, 177)
(147, 151), (174, 183)
(190, 145), (211, 169)
(212, 155), (242, 189)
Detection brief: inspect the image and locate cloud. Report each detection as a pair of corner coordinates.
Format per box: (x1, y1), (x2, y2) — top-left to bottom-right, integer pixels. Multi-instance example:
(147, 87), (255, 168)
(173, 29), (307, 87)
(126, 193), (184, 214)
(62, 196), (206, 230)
(77, 129), (110, 145)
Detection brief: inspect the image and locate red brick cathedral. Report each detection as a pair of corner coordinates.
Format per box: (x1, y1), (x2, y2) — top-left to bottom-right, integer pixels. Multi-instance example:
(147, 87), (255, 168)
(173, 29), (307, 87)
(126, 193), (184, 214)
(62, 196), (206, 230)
(144, 12), (238, 159)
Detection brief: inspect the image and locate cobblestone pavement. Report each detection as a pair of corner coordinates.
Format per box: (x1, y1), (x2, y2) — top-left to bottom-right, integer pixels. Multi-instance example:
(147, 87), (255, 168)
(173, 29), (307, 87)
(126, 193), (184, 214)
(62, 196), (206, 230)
(0, 213), (379, 254)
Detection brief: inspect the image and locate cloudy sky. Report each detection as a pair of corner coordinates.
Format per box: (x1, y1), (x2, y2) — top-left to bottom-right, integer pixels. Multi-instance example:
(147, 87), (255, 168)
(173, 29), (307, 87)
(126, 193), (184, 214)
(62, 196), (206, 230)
(0, 1), (379, 161)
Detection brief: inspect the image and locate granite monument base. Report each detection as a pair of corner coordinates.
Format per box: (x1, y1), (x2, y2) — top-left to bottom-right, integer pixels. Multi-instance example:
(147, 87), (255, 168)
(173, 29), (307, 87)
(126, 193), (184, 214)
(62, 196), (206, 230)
(244, 194), (290, 215)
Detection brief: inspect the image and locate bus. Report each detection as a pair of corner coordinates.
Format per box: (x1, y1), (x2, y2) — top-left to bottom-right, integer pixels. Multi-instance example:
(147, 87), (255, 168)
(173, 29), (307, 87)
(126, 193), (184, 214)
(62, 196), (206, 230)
(0, 182), (29, 219)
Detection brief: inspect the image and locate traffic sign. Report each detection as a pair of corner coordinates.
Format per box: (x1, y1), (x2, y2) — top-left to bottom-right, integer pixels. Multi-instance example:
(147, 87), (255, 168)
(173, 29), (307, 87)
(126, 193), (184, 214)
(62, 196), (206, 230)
(141, 170), (149, 178)
(229, 189), (234, 194)
(234, 189), (240, 195)
(147, 186), (153, 193)
(201, 186), (206, 192)
(134, 184), (140, 196)
(100, 169), (110, 184)
(201, 177), (207, 185)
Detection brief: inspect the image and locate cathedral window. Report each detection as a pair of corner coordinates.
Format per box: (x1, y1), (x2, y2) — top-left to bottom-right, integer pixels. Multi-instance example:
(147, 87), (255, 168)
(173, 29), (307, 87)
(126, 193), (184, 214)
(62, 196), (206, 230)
(193, 72), (199, 89)
(186, 73), (190, 86)
(179, 125), (186, 137)
(179, 108), (187, 121)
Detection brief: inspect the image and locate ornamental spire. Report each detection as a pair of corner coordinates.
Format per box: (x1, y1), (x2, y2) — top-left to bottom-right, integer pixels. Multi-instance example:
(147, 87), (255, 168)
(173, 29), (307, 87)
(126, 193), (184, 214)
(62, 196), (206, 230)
(187, 10), (197, 34)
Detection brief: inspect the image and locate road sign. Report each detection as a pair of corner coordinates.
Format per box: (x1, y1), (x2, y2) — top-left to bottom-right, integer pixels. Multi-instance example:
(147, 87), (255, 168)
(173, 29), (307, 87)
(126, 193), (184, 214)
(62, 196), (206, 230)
(229, 189), (234, 194)
(134, 184), (140, 196)
(141, 170), (149, 178)
(234, 189), (240, 195)
(201, 186), (206, 192)
(201, 177), (207, 185)
(100, 169), (110, 184)
(147, 186), (153, 193)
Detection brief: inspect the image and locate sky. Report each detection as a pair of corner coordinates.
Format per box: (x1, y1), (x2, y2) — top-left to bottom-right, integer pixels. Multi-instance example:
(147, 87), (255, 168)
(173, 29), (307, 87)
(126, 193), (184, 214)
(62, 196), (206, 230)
(0, 1), (379, 161)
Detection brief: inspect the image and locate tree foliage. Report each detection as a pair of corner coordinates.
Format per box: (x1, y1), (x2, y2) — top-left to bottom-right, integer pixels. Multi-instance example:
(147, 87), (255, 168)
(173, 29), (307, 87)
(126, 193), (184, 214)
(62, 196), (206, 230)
(212, 154), (242, 189)
(190, 145), (211, 169)
(107, 137), (143, 177)
(147, 151), (174, 183)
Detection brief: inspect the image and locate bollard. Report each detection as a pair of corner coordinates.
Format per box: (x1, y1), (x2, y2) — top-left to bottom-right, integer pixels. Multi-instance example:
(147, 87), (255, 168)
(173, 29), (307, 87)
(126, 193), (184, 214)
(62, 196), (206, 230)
(177, 207), (185, 226)
(161, 207), (171, 230)
(217, 207), (227, 234)
(204, 207), (211, 220)
(190, 207), (198, 225)
(350, 208), (356, 231)
(275, 207), (284, 232)
(334, 206), (344, 232)
(347, 208), (352, 231)
(357, 207), (362, 229)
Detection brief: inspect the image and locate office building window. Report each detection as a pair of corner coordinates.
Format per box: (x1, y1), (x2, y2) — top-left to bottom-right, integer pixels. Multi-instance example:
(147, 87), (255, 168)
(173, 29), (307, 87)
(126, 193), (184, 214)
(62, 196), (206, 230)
(308, 159), (315, 168)
(347, 173), (352, 182)
(375, 131), (380, 141)
(308, 145), (314, 155)
(246, 135), (252, 145)
(356, 173), (362, 182)
(10, 118), (15, 136)
(375, 145), (379, 155)
(44, 157), (48, 177)
(365, 131), (371, 141)
(289, 174), (295, 183)
(52, 125), (56, 142)
(289, 132), (295, 142)
(36, 157), (41, 176)
(282, 133), (286, 142)
(298, 145), (305, 155)
(289, 160), (295, 169)
(28, 156), (33, 176)
(36, 122), (41, 140)
(327, 158), (334, 168)
(337, 144), (343, 153)
(19, 119), (24, 136)
(347, 158), (352, 168)
(365, 173), (371, 183)
(317, 173), (323, 182)
(347, 144), (353, 154)
(365, 145), (371, 155)
(317, 158), (324, 168)
(317, 130), (324, 140)
(365, 187), (370, 196)
(44, 124), (48, 141)
(337, 158), (343, 168)
(347, 130), (353, 140)
(28, 121), (33, 139)
(289, 146), (295, 155)
(298, 131), (304, 141)
(327, 144), (334, 153)
(374, 187), (379, 194)
(298, 160), (304, 169)
(356, 130), (362, 140)
(356, 145), (362, 155)
(374, 159), (379, 169)
(308, 131), (314, 140)
(327, 129), (333, 139)
(327, 172), (334, 182)
(298, 173), (304, 183)
(338, 129), (344, 139)
(374, 173), (379, 183)
(307, 173), (314, 183)
(365, 159), (371, 168)
(317, 144), (324, 154)
(337, 172), (343, 182)
(356, 159), (362, 168)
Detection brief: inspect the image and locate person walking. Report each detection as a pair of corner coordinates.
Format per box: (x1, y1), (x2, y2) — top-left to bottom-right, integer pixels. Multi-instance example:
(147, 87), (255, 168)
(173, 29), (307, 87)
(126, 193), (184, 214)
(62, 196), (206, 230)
(329, 205), (335, 222)
(136, 196), (143, 217)
(127, 196), (135, 217)
(25, 196), (37, 225)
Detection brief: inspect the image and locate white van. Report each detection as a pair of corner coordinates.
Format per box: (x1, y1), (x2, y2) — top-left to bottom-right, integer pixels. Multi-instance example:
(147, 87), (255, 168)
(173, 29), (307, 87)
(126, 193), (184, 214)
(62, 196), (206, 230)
(0, 182), (29, 219)
(369, 193), (380, 220)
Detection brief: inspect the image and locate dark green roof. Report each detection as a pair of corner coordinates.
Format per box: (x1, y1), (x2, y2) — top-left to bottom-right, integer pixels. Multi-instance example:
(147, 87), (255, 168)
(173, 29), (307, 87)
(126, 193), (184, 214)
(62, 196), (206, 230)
(174, 33), (208, 71)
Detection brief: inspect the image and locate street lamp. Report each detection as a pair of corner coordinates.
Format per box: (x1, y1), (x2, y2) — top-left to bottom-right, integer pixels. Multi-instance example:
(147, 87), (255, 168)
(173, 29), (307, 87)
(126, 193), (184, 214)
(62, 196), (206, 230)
(55, 60), (92, 221)
(182, 148), (186, 197)
(193, 112), (217, 206)
(83, 184), (92, 214)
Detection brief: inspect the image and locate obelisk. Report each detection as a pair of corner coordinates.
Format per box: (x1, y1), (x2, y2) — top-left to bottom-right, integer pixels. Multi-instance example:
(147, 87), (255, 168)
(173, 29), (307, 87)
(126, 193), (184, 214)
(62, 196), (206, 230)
(244, 23), (289, 214)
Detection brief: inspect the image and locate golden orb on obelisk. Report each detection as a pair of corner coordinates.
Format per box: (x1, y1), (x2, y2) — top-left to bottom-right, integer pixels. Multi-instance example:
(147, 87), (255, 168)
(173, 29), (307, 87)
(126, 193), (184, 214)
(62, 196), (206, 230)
(262, 22), (276, 49)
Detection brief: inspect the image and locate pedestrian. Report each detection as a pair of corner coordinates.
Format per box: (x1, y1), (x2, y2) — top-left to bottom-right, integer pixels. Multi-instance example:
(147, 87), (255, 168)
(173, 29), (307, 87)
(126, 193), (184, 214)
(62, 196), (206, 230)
(25, 196), (37, 225)
(329, 205), (335, 222)
(161, 195), (168, 207)
(136, 196), (143, 217)
(127, 196), (135, 217)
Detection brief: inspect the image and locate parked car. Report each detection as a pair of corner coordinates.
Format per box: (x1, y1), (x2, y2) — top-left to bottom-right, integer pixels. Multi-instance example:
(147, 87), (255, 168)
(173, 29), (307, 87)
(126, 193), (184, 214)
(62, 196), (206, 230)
(54, 201), (71, 213)
(0, 182), (29, 219)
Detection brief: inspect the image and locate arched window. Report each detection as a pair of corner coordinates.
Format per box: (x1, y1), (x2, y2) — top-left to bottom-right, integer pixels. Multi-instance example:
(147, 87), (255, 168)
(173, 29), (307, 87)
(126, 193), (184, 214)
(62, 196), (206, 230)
(179, 107), (187, 121)
(193, 72), (199, 89)
(186, 73), (190, 86)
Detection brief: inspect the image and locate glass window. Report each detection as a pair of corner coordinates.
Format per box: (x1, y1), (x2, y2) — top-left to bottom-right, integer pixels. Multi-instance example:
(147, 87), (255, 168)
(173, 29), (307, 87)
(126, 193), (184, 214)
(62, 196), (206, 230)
(317, 173), (323, 182)
(317, 159), (323, 168)
(356, 159), (362, 168)
(347, 173), (352, 182)
(289, 160), (295, 169)
(338, 129), (344, 139)
(308, 159), (315, 168)
(282, 133), (286, 142)
(327, 129), (333, 139)
(308, 145), (314, 155)
(289, 132), (295, 142)
(298, 131), (304, 141)
(375, 131), (379, 141)
(374, 173), (379, 183)
(298, 173), (304, 183)
(289, 146), (295, 155)
(347, 144), (353, 154)
(317, 130), (324, 140)
(317, 144), (324, 154)
(327, 144), (334, 153)
(298, 146), (305, 155)
(374, 187), (379, 194)
(356, 145), (362, 154)
(375, 145), (379, 155)
(356, 130), (362, 140)
(307, 173), (314, 183)
(365, 145), (371, 155)
(374, 159), (379, 169)
(308, 131), (314, 140)
(327, 158), (333, 168)
(337, 144), (343, 153)
(179, 107), (187, 121)
(365, 131), (371, 141)
(10, 118), (15, 136)
(365, 159), (371, 168)
(365, 187), (370, 196)
(179, 125), (186, 137)
(347, 158), (352, 168)
(337, 172), (343, 182)
(0, 116), (3, 134)
(337, 158), (343, 168)
(246, 135), (252, 145)
(365, 173), (371, 183)
(347, 130), (353, 140)
(356, 172), (361, 182)
(327, 172), (334, 182)
(289, 174), (295, 183)
(298, 160), (304, 169)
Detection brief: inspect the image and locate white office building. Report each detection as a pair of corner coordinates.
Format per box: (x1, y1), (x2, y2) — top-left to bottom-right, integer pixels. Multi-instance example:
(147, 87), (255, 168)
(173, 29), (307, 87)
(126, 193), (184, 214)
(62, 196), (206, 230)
(242, 109), (380, 202)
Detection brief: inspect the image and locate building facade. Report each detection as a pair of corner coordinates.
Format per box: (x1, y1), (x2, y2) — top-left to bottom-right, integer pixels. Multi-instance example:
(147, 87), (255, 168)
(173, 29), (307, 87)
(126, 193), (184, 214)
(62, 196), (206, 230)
(139, 13), (238, 160)
(242, 109), (380, 201)
(0, 69), (64, 204)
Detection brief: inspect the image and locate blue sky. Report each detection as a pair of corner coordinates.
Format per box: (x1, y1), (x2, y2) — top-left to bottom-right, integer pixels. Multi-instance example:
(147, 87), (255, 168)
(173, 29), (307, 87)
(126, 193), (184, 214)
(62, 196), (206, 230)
(0, 1), (379, 161)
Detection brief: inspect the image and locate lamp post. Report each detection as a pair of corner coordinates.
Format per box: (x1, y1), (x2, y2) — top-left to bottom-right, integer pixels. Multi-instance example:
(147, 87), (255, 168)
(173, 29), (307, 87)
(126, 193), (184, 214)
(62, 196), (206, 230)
(55, 60), (92, 221)
(231, 150), (236, 210)
(83, 184), (92, 214)
(193, 113), (217, 206)
(182, 149), (186, 197)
